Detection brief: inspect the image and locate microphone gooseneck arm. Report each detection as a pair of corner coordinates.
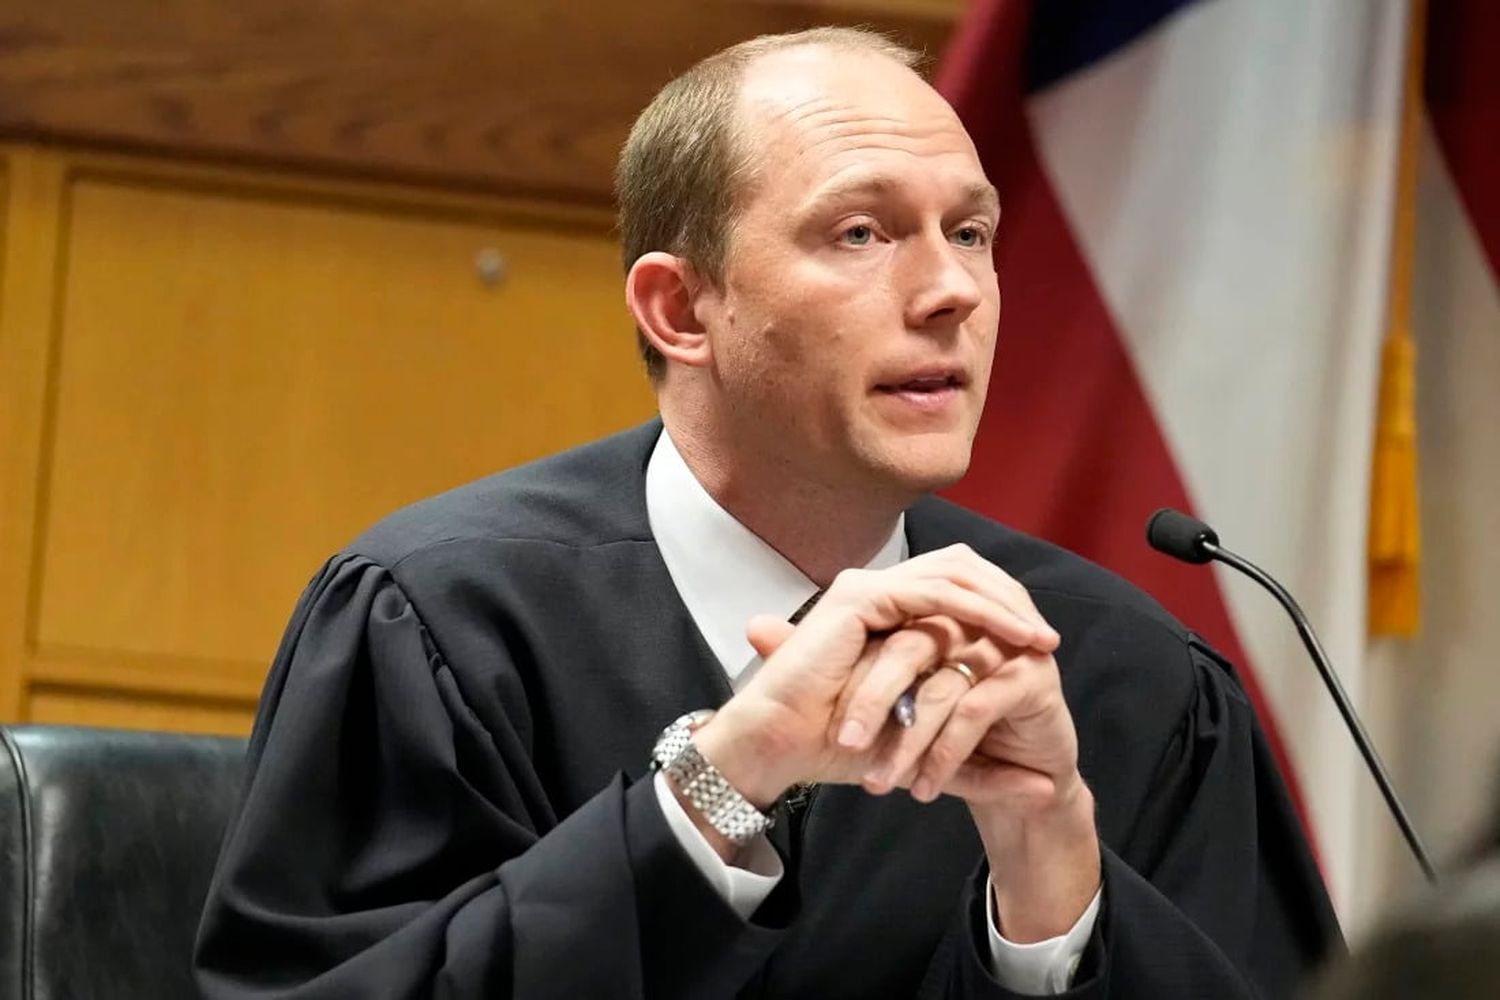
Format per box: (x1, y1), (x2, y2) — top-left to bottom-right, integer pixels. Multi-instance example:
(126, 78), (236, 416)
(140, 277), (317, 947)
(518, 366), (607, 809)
(1201, 537), (1438, 884)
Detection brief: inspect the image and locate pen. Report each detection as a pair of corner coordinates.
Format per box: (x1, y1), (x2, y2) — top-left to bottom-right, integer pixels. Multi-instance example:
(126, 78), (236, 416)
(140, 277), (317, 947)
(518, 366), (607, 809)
(894, 687), (918, 728)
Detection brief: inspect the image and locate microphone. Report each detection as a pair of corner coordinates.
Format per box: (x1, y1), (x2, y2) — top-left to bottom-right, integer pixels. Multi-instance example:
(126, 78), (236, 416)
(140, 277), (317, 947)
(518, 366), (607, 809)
(1145, 508), (1438, 884)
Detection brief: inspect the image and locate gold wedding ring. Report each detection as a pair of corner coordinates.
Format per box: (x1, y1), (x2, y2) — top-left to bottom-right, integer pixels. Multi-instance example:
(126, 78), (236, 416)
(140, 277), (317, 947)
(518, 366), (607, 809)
(939, 662), (978, 689)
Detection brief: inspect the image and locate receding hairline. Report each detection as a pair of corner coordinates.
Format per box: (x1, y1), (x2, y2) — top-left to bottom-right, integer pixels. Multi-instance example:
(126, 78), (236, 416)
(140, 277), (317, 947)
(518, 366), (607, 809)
(613, 28), (927, 379)
(727, 29), (926, 82)
(711, 39), (952, 235)
(725, 38), (932, 157)
(734, 33), (927, 89)
(726, 49), (995, 241)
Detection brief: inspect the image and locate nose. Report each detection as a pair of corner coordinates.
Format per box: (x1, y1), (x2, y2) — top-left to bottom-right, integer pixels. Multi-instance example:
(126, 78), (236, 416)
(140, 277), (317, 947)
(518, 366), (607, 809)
(900, 231), (985, 332)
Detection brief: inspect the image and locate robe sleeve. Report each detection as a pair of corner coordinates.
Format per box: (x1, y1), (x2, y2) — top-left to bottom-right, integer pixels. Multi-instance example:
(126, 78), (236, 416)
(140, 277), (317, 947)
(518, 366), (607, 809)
(924, 636), (1341, 999)
(193, 553), (797, 1000)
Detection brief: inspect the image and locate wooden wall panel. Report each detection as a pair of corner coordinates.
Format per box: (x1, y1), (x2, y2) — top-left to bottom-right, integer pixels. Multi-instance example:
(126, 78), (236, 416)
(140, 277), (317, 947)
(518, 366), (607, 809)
(27, 686), (256, 737)
(33, 169), (652, 671)
(0, 147), (658, 734)
(0, 147), (67, 723)
(0, 0), (957, 202)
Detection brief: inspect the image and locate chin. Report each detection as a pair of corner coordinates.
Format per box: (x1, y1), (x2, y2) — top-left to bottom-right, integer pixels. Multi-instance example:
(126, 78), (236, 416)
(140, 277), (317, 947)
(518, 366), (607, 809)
(908, 461), (971, 495)
(865, 438), (974, 496)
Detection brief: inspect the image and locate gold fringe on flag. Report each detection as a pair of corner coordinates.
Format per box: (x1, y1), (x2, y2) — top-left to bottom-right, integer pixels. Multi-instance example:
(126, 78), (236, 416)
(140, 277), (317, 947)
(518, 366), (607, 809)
(1368, 331), (1421, 635)
(1367, 0), (1426, 638)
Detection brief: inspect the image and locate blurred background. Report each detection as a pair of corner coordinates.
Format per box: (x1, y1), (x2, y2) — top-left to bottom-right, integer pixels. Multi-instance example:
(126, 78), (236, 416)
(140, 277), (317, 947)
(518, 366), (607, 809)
(0, 0), (1492, 936)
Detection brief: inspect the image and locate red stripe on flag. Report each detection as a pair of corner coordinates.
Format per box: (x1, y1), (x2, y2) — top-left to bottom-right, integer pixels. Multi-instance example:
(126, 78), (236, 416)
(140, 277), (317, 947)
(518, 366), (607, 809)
(936, 0), (1318, 848)
(1427, 0), (1500, 280)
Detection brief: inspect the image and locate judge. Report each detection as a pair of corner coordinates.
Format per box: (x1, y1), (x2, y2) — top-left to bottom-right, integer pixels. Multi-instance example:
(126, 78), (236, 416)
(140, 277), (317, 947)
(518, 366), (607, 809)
(194, 27), (1339, 998)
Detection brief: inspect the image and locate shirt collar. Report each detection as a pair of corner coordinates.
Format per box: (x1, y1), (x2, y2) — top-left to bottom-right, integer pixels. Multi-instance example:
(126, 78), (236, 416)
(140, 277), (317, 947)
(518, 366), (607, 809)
(645, 427), (906, 681)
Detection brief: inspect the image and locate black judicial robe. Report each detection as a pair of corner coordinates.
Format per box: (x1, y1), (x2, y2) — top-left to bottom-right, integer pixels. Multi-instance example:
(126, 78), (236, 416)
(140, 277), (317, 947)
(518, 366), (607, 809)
(194, 420), (1340, 999)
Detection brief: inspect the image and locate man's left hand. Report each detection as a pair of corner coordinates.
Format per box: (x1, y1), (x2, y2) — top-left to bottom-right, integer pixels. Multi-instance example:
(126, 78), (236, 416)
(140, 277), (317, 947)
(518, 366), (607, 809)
(830, 607), (1101, 944)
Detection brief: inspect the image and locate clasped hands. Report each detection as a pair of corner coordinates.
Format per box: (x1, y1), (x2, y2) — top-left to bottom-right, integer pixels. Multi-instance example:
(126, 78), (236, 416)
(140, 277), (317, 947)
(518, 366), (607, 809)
(689, 543), (1101, 941)
(696, 543), (1080, 813)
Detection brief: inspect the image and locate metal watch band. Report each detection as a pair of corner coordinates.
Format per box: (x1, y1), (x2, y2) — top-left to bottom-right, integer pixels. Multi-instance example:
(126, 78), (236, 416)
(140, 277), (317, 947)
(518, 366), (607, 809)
(650, 711), (774, 845)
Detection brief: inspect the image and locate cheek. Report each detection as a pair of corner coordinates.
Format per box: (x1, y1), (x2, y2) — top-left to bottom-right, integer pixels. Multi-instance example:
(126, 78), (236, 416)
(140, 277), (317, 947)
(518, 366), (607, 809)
(733, 294), (814, 377)
(713, 315), (797, 411)
(719, 257), (875, 404)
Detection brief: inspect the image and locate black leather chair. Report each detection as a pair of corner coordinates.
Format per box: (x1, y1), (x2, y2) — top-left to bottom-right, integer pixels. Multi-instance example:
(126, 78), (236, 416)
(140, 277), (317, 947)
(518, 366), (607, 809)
(0, 725), (247, 1000)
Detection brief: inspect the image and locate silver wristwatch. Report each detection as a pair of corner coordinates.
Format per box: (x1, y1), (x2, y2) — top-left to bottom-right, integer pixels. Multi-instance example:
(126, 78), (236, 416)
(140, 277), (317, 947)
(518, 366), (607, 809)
(649, 709), (775, 845)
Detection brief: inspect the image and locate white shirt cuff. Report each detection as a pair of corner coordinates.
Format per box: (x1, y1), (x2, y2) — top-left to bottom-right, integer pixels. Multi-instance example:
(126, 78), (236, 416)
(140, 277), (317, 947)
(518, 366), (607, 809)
(652, 771), (783, 920)
(984, 878), (1102, 994)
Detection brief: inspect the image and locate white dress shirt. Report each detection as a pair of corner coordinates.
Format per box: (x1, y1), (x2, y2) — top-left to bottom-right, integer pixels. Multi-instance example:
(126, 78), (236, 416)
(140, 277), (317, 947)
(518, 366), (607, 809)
(644, 428), (1098, 994)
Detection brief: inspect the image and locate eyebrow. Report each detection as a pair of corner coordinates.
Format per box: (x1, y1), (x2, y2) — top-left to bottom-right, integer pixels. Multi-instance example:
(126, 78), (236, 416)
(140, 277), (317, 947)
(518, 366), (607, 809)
(802, 175), (1001, 219)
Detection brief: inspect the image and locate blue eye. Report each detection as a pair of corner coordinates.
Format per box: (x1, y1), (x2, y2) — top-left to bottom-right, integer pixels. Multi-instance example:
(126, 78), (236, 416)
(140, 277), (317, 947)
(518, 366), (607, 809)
(952, 226), (987, 248)
(842, 224), (874, 246)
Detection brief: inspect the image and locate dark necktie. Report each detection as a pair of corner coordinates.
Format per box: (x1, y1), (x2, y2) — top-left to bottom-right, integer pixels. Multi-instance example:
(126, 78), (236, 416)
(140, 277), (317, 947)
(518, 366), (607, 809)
(787, 588), (823, 625)
(771, 589), (824, 858)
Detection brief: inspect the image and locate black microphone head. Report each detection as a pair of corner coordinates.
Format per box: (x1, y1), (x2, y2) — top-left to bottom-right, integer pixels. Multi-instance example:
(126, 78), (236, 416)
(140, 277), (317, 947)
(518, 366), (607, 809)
(1146, 508), (1220, 564)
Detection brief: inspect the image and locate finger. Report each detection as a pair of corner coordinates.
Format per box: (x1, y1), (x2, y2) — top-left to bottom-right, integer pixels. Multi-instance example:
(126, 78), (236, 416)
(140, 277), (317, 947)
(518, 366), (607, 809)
(829, 633), (895, 733)
(902, 615), (968, 657)
(913, 671), (1030, 798)
(834, 626), (945, 749)
(746, 615), (797, 659)
(830, 574), (1044, 657)
(903, 546), (1061, 652)
(817, 634), (891, 769)
(861, 668), (973, 797)
(956, 557), (1060, 651)
(837, 625), (1007, 753)
(757, 572), (1041, 711)
(942, 758), (1058, 809)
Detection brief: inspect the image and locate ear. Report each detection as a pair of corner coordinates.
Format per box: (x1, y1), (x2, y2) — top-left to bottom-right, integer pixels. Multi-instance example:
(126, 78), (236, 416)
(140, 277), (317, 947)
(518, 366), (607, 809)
(625, 252), (713, 371)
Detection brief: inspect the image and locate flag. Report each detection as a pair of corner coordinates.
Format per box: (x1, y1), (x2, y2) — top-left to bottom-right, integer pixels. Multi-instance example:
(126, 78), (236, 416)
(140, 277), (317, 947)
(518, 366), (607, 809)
(937, 0), (1411, 917)
(1360, 0), (1500, 913)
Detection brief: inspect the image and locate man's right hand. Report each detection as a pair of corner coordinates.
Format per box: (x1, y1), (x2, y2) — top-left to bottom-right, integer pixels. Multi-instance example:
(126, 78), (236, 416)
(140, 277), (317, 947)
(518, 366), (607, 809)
(687, 545), (1061, 814)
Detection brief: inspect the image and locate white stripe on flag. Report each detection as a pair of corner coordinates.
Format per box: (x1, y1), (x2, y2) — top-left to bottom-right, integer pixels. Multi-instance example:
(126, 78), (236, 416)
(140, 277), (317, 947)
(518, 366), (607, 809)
(1360, 118), (1500, 926)
(1024, 0), (1410, 917)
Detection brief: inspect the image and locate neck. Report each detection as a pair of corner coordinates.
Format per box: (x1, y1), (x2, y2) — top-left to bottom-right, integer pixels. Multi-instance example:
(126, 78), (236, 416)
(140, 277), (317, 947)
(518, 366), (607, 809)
(662, 410), (909, 588)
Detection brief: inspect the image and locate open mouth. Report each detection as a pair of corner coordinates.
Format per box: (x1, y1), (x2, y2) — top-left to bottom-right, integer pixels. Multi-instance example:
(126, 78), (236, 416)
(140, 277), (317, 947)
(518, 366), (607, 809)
(873, 371), (967, 415)
(875, 373), (964, 395)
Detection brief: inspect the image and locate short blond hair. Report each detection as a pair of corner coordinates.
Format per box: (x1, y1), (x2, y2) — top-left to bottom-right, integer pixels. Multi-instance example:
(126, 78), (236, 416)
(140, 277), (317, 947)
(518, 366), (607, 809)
(615, 27), (922, 380)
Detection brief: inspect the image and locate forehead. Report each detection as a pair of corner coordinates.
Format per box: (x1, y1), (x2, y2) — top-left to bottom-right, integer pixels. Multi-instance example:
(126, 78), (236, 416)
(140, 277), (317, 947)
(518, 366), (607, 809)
(735, 46), (986, 202)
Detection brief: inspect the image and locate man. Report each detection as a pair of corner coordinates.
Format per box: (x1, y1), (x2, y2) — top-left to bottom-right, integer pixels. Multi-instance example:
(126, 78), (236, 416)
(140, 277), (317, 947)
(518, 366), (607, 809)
(195, 28), (1338, 998)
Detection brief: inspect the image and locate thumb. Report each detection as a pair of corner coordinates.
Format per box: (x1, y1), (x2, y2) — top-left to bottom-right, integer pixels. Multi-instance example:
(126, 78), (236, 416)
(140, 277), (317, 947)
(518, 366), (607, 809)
(746, 615), (797, 659)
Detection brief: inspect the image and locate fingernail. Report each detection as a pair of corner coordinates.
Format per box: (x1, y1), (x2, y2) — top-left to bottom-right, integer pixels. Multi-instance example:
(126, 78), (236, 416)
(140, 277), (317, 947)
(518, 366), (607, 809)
(912, 777), (935, 801)
(838, 719), (866, 748)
